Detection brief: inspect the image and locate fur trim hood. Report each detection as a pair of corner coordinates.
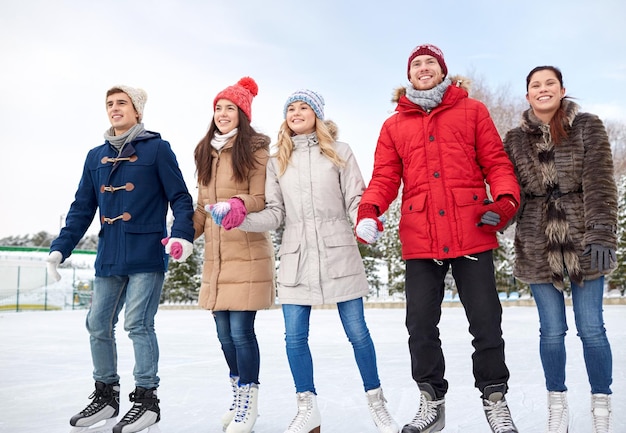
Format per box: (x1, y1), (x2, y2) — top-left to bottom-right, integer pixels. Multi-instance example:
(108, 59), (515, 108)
(392, 75), (470, 103)
(249, 132), (271, 152)
(324, 119), (339, 141)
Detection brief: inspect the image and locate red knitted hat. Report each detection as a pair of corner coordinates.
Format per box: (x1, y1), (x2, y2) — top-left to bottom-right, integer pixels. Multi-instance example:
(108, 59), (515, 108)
(213, 77), (258, 121)
(407, 44), (447, 79)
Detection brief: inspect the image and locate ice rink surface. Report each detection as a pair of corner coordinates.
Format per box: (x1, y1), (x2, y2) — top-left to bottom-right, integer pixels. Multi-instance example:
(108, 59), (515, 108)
(1, 304), (624, 432)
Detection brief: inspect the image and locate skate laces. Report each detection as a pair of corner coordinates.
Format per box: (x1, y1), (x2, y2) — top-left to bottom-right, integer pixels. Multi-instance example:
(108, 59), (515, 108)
(410, 393), (443, 428)
(233, 384), (254, 423)
(591, 394), (611, 432)
(484, 398), (515, 432)
(367, 389), (395, 427)
(287, 393), (314, 431)
(547, 392), (568, 431)
(120, 390), (158, 423)
(228, 377), (239, 411)
(80, 386), (115, 416)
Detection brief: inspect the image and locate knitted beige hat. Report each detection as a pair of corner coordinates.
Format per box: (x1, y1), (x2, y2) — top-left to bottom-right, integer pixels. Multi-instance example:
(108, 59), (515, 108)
(106, 85), (148, 122)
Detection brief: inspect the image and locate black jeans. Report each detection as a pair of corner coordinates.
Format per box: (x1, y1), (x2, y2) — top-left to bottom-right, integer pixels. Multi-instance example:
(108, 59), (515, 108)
(405, 250), (509, 399)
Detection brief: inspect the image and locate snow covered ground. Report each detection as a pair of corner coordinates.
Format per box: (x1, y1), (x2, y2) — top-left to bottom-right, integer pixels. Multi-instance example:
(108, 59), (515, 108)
(1, 304), (624, 433)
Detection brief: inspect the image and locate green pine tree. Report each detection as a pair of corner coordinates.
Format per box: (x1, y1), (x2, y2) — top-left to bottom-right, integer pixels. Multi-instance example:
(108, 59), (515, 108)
(358, 241), (383, 298)
(492, 232), (527, 298)
(607, 175), (626, 295)
(377, 198), (405, 296)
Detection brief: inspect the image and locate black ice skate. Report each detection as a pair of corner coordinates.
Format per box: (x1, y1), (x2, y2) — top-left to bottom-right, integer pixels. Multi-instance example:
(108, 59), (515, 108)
(402, 383), (445, 433)
(112, 387), (161, 433)
(69, 381), (120, 433)
(482, 384), (518, 433)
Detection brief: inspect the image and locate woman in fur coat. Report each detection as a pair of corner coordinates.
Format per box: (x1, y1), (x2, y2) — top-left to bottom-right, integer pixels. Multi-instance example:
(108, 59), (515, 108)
(503, 65), (617, 433)
(236, 90), (398, 433)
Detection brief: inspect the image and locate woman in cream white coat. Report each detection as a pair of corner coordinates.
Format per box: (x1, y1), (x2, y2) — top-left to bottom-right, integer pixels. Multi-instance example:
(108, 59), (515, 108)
(235, 90), (398, 433)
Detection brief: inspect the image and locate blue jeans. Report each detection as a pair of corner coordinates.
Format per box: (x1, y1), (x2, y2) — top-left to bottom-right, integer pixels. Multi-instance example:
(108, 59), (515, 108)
(87, 272), (164, 389)
(282, 298), (380, 394)
(530, 277), (612, 394)
(213, 311), (260, 385)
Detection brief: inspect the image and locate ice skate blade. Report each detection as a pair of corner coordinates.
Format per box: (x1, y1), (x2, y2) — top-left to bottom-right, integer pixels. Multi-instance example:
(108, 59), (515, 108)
(121, 423), (162, 433)
(70, 417), (117, 433)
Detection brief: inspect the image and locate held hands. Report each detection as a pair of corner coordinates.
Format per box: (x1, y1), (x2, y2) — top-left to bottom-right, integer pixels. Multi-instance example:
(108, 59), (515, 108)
(46, 251), (63, 282)
(356, 216), (387, 244)
(355, 204), (385, 244)
(207, 201), (231, 226)
(477, 195), (518, 233)
(583, 244), (616, 273)
(206, 198), (247, 230)
(161, 237), (194, 262)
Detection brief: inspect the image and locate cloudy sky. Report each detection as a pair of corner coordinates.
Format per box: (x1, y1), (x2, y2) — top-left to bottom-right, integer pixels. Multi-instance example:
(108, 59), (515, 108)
(1, 0), (625, 239)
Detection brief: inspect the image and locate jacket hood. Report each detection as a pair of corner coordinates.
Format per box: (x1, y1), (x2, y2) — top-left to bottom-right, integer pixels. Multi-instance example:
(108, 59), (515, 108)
(392, 74), (470, 103)
(249, 133), (271, 152)
(324, 119), (339, 141)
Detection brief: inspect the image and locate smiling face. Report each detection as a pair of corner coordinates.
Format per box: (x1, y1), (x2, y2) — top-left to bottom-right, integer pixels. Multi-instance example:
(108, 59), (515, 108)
(526, 69), (566, 123)
(408, 54), (445, 91)
(106, 92), (139, 135)
(285, 100), (317, 135)
(214, 99), (240, 134)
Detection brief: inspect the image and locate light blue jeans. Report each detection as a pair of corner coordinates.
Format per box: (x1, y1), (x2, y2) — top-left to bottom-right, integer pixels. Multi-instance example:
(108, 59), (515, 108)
(86, 272), (164, 389)
(282, 298), (380, 394)
(213, 310), (260, 385)
(530, 277), (612, 394)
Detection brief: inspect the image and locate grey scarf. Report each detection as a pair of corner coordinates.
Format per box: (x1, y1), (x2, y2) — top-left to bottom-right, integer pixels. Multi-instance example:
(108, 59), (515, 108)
(405, 77), (451, 112)
(104, 123), (146, 154)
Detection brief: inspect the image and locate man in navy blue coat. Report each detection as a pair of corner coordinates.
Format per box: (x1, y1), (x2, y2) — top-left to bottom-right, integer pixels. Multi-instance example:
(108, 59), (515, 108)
(47, 85), (194, 433)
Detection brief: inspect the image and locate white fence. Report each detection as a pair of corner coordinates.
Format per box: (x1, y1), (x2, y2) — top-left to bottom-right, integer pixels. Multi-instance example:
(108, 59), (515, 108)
(0, 248), (95, 311)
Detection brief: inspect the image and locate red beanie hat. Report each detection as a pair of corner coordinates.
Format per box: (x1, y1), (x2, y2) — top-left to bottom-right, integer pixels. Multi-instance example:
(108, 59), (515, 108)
(407, 44), (447, 79)
(213, 77), (258, 121)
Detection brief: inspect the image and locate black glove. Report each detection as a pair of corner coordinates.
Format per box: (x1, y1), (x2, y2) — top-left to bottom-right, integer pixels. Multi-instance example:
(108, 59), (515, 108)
(476, 195), (518, 233)
(583, 244), (616, 273)
(480, 210), (501, 226)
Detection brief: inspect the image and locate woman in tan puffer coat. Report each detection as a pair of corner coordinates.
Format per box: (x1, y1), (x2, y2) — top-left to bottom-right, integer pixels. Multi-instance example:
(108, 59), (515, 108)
(191, 77), (274, 433)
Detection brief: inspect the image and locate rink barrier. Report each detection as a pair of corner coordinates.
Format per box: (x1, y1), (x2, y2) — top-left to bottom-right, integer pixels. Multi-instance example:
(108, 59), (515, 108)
(159, 296), (626, 310)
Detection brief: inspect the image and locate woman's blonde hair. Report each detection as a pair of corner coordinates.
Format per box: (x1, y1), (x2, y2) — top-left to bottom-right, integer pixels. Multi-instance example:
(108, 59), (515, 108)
(274, 118), (344, 176)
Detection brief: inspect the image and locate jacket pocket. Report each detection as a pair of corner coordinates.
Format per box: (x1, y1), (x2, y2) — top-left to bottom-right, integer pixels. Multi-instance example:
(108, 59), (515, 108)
(399, 191), (431, 247)
(277, 241), (301, 286)
(451, 187), (487, 247)
(124, 223), (164, 265)
(321, 227), (364, 278)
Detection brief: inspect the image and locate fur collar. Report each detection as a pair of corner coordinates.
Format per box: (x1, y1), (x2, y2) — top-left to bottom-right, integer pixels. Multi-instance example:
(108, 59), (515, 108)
(520, 99), (580, 133)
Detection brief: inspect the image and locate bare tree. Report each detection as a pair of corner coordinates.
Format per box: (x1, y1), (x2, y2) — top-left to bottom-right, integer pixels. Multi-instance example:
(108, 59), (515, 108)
(464, 71), (528, 138)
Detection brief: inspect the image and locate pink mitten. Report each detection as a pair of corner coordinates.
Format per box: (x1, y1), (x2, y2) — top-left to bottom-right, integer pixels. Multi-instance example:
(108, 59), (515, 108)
(222, 198), (247, 230)
(161, 237), (183, 259)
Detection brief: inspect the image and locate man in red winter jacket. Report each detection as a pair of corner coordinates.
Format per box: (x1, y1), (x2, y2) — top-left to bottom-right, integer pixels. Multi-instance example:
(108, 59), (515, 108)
(356, 44), (520, 433)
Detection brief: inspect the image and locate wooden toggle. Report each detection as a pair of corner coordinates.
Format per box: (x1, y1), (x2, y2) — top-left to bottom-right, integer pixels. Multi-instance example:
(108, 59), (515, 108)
(101, 212), (132, 225)
(100, 155), (138, 164)
(100, 182), (135, 193)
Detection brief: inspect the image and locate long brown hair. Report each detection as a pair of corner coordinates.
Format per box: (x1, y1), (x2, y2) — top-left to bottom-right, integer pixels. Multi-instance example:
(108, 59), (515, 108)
(526, 65), (571, 144)
(194, 108), (260, 185)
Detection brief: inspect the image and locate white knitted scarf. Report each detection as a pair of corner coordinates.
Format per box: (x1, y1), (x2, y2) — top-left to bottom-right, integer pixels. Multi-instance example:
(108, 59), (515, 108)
(211, 128), (238, 151)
